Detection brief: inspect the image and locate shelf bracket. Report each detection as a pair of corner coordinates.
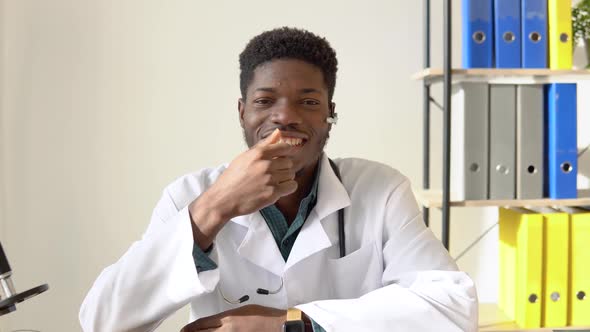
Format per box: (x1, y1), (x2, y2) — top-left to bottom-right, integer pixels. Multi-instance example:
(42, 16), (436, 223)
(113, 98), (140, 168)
(429, 97), (443, 111)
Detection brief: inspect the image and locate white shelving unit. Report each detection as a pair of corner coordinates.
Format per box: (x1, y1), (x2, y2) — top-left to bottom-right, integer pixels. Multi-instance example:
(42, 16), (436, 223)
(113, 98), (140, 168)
(417, 2), (590, 330)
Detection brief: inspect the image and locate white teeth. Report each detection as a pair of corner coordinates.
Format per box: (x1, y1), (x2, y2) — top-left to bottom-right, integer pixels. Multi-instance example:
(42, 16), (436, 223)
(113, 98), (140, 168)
(279, 138), (303, 146)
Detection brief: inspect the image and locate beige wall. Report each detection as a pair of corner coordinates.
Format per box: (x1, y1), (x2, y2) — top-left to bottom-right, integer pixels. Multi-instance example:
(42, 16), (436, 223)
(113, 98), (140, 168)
(1, 1), (588, 331)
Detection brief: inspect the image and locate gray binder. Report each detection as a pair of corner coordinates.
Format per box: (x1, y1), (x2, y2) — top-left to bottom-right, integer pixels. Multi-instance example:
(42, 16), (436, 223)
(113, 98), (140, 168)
(451, 83), (489, 200)
(489, 85), (516, 199)
(516, 85), (544, 199)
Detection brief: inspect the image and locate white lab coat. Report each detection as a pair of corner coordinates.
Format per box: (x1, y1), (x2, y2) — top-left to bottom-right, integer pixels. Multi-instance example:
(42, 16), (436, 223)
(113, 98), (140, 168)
(79, 154), (478, 332)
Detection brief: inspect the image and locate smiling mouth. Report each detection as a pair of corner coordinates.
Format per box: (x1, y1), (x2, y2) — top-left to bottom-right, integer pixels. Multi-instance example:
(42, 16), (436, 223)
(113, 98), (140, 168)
(279, 137), (305, 147)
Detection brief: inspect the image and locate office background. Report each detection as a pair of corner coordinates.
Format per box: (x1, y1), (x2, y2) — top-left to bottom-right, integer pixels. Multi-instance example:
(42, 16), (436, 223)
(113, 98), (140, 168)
(0, 0), (589, 331)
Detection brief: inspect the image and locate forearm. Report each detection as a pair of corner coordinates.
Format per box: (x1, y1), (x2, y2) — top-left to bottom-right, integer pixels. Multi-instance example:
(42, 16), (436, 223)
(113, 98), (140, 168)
(297, 271), (478, 332)
(80, 208), (220, 332)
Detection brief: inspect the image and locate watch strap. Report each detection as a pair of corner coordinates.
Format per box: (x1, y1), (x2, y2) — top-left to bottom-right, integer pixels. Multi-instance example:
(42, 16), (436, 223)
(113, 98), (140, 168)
(283, 308), (306, 332)
(287, 308), (303, 321)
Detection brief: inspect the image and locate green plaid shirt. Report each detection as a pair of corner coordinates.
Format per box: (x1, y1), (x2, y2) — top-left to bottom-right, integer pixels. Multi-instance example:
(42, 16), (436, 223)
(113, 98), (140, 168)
(192, 165), (325, 332)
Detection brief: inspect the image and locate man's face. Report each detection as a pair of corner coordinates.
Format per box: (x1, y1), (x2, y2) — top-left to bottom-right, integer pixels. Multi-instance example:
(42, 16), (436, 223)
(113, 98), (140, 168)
(239, 59), (333, 177)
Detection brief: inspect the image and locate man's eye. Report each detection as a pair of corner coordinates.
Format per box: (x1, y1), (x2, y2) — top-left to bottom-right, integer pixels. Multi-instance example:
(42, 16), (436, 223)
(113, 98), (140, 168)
(302, 99), (320, 106)
(254, 98), (272, 105)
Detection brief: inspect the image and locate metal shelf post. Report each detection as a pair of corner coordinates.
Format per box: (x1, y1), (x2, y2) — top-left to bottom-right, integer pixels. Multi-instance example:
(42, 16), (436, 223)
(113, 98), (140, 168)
(422, 0), (431, 227)
(441, 0), (452, 249)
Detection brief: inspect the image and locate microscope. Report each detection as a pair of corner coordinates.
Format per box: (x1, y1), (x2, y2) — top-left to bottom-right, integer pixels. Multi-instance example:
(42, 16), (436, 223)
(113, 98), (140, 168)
(0, 242), (48, 316)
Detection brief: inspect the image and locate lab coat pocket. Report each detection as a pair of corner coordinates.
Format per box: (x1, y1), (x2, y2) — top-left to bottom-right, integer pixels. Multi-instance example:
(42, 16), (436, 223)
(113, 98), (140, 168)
(326, 241), (381, 298)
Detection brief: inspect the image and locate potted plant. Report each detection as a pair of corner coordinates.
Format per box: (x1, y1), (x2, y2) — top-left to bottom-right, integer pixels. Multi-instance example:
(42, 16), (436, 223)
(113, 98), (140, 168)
(573, 0), (590, 68)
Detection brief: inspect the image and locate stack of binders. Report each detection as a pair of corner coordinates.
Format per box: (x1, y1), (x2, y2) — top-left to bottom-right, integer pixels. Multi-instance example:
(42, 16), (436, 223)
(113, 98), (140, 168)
(498, 207), (590, 328)
(462, 0), (571, 69)
(454, 0), (578, 201)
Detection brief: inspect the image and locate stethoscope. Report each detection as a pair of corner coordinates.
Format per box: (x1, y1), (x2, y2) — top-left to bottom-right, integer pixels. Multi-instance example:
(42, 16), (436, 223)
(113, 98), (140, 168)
(220, 158), (346, 305)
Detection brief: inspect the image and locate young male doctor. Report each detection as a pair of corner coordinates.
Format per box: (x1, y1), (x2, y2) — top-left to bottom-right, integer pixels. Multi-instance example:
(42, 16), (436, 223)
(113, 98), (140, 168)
(80, 27), (478, 332)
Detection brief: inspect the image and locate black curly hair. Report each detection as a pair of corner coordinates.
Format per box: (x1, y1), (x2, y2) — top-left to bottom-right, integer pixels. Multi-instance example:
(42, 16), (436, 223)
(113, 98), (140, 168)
(239, 27), (338, 101)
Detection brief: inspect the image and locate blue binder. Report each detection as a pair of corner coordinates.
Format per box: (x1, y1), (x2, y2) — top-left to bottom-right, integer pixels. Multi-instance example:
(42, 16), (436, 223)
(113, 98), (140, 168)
(495, 0), (522, 68)
(545, 84), (577, 199)
(521, 0), (547, 68)
(462, 0), (494, 68)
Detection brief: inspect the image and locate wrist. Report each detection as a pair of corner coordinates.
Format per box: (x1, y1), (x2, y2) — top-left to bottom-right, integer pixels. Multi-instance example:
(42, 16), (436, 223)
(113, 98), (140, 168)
(189, 191), (231, 250)
(198, 185), (235, 222)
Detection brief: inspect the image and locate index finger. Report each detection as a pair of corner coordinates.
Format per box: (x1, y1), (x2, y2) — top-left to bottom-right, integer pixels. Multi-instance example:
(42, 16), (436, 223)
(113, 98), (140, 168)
(259, 142), (295, 159)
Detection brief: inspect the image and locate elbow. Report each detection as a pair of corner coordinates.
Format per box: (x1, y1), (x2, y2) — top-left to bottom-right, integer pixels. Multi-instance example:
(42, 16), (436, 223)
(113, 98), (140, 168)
(440, 271), (479, 332)
(464, 279), (479, 332)
(78, 275), (117, 332)
(411, 270), (479, 331)
(457, 272), (478, 327)
(79, 294), (99, 332)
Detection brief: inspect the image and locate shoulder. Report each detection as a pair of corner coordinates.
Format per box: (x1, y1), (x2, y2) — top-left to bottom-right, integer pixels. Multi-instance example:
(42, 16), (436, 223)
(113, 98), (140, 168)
(329, 157), (422, 241)
(160, 164), (228, 211)
(331, 157), (410, 190)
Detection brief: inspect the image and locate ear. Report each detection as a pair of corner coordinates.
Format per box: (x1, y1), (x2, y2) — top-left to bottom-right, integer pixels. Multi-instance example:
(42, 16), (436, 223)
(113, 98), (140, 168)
(330, 102), (336, 116)
(238, 98), (245, 128)
(328, 102), (337, 129)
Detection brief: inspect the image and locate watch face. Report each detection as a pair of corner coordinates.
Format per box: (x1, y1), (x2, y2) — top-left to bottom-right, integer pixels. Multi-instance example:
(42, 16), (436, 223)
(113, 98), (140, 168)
(283, 320), (305, 332)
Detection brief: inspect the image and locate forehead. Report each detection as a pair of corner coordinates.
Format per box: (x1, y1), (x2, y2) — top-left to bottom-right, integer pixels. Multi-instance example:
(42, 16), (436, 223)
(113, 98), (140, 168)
(248, 59), (327, 94)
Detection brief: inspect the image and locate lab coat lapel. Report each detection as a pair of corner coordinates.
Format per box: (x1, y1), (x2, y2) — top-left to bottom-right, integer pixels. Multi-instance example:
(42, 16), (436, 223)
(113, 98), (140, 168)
(285, 154), (352, 270)
(235, 212), (285, 277)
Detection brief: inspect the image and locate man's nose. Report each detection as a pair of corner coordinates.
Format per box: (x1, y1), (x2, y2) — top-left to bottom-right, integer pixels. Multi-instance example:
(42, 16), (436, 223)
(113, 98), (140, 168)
(271, 101), (302, 126)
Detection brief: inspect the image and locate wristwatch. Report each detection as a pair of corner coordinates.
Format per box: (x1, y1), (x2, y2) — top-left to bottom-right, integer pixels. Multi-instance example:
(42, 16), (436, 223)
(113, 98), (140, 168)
(283, 308), (305, 332)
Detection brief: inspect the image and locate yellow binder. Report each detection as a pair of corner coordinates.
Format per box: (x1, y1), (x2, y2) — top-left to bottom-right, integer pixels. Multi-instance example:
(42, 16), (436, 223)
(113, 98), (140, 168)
(499, 207), (517, 320)
(498, 208), (543, 328)
(561, 207), (590, 326)
(530, 207), (569, 327)
(548, 0), (573, 69)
